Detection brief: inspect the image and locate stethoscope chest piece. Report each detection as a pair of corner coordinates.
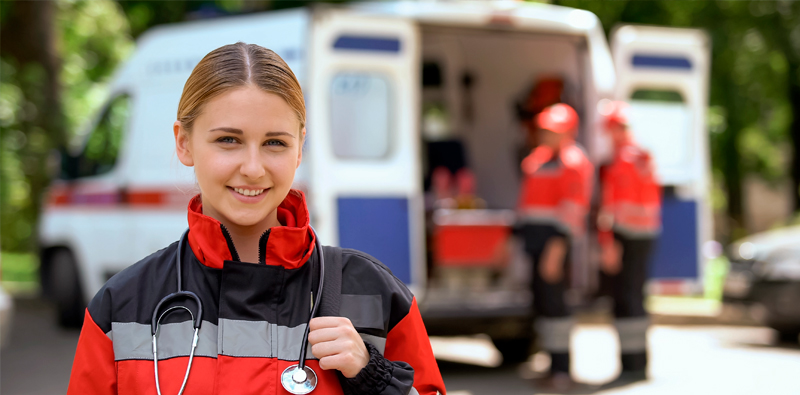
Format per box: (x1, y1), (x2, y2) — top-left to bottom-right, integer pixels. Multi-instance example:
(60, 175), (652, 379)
(281, 365), (317, 394)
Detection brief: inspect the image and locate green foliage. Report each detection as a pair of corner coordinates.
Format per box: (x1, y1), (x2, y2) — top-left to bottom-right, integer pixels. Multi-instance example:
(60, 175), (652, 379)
(58, 0), (134, 141)
(0, 58), (49, 252)
(116, 0), (351, 38)
(0, 0), (133, 253)
(0, 252), (39, 284)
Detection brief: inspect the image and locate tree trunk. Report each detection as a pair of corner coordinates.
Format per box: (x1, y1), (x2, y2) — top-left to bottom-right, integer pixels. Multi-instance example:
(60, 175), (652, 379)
(0, 0), (64, 252)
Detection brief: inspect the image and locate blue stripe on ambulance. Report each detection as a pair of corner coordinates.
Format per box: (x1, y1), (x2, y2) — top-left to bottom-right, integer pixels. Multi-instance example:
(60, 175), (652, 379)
(333, 35), (401, 53)
(632, 54), (692, 70)
(337, 197), (412, 284)
(650, 197), (699, 278)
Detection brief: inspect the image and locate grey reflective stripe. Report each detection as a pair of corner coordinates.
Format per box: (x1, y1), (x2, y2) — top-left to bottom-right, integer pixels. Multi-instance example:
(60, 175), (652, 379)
(360, 333), (386, 355)
(615, 316), (649, 352)
(110, 319), (386, 361)
(274, 322), (315, 361)
(535, 316), (574, 353)
(217, 319), (316, 360)
(409, 388), (420, 395)
(340, 294), (384, 330)
(111, 321), (218, 361)
(218, 319), (272, 357)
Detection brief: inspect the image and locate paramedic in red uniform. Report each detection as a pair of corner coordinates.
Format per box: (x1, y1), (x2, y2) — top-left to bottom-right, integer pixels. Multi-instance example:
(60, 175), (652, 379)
(67, 43), (445, 395)
(597, 100), (661, 388)
(517, 103), (593, 390)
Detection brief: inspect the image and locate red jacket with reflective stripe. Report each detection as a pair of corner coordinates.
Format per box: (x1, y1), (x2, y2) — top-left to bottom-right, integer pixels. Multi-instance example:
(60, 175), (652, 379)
(518, 144), (594, 237)
(598, 143), (661, 245)
(68, 190), (445, 395)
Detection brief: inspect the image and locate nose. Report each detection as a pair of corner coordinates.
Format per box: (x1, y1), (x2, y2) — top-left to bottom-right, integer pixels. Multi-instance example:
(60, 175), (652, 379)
(239, 145), (266, 180)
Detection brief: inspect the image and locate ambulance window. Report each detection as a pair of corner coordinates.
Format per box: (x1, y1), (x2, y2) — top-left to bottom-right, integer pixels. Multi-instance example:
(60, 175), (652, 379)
(628, 89), (692, 183)
(630, 89), (684, 102)
(330, 73), (391, 159)
(77, 94), (131, 177)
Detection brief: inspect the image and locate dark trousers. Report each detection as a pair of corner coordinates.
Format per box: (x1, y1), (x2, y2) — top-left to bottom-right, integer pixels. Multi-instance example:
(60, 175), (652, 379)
(600, 232), (655, 371)
(521, 224), (571, 373)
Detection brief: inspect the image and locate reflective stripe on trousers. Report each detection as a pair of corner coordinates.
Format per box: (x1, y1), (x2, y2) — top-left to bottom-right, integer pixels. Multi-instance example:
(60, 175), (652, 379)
(535, 316), (574, 353)
(615, 316), (649, 353)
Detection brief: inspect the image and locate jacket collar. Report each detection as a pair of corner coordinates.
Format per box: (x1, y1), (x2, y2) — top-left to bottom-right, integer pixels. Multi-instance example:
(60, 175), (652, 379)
(186, 189), (316, 270)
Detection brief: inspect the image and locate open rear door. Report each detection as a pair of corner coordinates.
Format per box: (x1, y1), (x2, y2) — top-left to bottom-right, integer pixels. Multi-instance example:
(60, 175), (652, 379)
(308, 9), (424, 292)
(611, 25), (711, 294)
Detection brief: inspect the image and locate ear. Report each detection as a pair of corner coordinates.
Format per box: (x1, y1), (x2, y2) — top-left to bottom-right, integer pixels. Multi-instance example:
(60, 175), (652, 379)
(174, 121), (194, 167)
(296, 127), (306, 169)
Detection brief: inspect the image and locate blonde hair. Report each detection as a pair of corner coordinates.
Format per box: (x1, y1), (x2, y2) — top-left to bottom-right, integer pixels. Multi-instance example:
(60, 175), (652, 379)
(177, 42), (305, 134)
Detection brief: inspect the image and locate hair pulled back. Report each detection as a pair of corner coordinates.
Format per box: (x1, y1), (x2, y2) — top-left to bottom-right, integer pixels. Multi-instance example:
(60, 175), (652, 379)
(177, 42), (305, 133)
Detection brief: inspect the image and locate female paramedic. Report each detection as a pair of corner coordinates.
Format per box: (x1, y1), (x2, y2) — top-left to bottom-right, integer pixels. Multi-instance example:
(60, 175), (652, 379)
(67, 42), (446, 395)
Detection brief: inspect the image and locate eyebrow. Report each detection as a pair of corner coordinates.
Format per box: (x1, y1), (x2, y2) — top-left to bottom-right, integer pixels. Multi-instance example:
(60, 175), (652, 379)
(208, 127), (296, 138)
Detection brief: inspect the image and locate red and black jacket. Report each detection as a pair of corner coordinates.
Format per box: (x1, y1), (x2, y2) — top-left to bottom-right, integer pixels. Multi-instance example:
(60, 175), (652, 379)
(598, 143), (661, 246)
(518, 144), (594, 238)
(68, 190), (446, 395)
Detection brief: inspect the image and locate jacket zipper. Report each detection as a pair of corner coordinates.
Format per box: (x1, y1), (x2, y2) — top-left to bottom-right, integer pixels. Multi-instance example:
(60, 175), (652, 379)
(218, 224), (241, 262)
(257, 228), (271, 264)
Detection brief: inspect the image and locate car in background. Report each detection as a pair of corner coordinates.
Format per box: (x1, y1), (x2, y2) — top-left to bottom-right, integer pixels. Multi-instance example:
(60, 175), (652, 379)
(723, 226), (800, 342)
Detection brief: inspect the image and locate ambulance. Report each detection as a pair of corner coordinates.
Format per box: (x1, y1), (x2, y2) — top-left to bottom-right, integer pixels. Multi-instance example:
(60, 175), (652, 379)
(39, 1), (710, 360)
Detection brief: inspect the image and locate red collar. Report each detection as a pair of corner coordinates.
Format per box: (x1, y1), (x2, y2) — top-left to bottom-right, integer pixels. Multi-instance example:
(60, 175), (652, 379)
(186, 189), (316, 269)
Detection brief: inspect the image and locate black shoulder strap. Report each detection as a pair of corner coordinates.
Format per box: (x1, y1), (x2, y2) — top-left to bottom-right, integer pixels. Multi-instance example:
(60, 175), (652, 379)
(318, 245), (343, 317)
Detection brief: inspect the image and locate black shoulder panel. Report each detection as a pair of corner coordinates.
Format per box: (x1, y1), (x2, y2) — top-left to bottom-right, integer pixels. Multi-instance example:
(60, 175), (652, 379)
(86, 240), (223, 332)
(339, 249), (414, 334)
(87, 242), (178, 333)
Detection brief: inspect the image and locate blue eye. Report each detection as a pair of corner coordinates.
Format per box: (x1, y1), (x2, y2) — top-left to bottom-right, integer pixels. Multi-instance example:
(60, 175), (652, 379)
(217, 136), (237, 144)
(266, 139), (287, 147)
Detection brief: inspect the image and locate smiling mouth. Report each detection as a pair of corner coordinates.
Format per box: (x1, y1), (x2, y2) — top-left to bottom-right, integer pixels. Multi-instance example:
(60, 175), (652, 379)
(231, 187), (266, 197)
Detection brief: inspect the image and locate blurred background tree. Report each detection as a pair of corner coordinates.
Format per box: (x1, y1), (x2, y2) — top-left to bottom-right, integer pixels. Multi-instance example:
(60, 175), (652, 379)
(1, 0), (133, 253)
(1, 0), (799, 258)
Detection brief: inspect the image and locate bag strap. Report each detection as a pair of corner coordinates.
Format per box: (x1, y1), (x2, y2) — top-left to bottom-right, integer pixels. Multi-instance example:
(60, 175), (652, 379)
(318, 245), (343, 317)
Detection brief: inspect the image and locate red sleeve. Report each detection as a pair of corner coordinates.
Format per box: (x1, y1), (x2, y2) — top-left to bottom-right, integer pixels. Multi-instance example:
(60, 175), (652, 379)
(67, 309), (117, 395)
(558, 166), (592, 237)
(384, 298), (446, 395)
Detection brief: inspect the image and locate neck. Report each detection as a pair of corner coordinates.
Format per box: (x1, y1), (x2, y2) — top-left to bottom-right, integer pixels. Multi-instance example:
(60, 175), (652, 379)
(549, 140), (567, 155)
(203, 203), (281, 263)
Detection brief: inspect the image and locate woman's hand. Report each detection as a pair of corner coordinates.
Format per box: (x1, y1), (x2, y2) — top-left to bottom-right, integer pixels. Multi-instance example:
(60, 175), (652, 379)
(308, 317), (370, 378)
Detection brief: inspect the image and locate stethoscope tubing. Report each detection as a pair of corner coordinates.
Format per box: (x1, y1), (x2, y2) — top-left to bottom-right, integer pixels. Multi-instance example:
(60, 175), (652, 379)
(298, 229), (324, 372)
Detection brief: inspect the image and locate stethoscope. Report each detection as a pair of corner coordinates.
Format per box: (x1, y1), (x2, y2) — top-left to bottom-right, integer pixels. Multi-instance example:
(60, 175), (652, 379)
(152, 227), (325, 395)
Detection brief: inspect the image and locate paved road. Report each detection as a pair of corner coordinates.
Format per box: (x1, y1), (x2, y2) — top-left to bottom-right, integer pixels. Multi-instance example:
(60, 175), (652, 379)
(2, 297), (799, 395)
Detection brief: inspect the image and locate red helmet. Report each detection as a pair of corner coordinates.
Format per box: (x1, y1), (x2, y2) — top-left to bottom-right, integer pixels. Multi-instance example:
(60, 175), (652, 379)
(536, 103), (579, 135)
(601, 100), (629, 129)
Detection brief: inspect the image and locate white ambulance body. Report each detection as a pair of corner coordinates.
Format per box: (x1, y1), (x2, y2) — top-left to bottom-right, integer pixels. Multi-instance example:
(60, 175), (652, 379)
(38, 1), (710, 349)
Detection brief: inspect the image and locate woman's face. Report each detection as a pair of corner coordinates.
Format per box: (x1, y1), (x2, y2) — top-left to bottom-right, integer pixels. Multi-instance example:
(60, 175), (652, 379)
(538, 128), (565, 150)
(175, 85), (304, 231)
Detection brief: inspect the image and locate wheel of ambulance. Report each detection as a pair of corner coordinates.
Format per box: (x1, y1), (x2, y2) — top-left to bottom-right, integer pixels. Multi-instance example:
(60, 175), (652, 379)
(492, 336), (534, 364)
(49, 249), (85, 328)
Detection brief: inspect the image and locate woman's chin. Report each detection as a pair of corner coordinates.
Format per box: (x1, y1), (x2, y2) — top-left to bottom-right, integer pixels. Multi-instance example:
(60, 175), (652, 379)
(223, 211), (272, 228)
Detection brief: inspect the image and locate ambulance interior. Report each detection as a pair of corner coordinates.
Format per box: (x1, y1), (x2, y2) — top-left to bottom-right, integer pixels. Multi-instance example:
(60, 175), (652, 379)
(418, 25), (593, 294)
